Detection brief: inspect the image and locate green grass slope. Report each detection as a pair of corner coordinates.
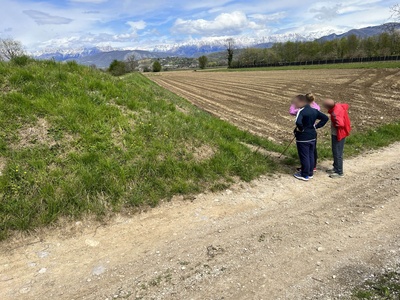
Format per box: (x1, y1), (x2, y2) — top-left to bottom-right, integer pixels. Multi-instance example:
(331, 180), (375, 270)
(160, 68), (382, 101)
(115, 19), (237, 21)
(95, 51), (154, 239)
(0, 60), (277, 239)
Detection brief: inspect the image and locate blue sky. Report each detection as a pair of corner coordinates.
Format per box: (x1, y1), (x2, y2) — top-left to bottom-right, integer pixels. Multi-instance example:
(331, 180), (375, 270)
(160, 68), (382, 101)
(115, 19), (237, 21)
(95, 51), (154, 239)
(0, 0), (397, 51)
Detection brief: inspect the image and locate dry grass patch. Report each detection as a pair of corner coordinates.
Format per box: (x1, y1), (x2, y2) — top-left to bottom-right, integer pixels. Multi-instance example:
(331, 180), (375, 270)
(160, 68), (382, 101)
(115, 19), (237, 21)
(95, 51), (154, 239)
(14, 118), (56, 149)
(111, 126), (128, 152)
(175, 105), (191, 115)
(0, 157), (6, 176)
(13, 118), (78, 157)
(191, 144), (216, 161)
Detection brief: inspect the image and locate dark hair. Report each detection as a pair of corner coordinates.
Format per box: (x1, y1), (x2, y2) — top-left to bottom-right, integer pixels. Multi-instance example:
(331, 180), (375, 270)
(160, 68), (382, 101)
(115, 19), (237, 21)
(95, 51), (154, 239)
(305, 93), (315, 103)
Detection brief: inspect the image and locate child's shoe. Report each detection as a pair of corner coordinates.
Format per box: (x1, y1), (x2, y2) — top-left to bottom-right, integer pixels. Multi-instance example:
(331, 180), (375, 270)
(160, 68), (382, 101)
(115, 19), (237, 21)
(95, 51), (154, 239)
(294, 173), (309, 181)
(329, 173), (344, 179)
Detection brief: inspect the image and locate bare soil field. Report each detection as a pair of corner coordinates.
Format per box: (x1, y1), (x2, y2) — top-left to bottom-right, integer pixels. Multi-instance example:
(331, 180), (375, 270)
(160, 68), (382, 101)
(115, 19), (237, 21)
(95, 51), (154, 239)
(148, 69), (400, 142)
(0, 143), (399, 300)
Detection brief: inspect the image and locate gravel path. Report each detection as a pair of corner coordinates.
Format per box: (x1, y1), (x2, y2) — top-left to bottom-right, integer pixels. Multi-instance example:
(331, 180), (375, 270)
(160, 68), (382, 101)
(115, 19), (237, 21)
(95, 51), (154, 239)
(1, 143), (399, 300)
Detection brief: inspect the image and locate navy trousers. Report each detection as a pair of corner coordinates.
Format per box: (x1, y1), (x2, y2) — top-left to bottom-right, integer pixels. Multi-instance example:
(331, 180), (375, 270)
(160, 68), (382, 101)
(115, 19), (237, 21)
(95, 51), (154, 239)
(314, 135), (318, 169)
(296, 140), (316, 178)
(332, 135), (346, 175)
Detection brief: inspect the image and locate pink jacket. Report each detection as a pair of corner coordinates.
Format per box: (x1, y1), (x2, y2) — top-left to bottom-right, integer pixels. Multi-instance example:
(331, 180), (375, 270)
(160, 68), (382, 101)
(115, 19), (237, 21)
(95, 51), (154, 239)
(290, 102), (320, 116)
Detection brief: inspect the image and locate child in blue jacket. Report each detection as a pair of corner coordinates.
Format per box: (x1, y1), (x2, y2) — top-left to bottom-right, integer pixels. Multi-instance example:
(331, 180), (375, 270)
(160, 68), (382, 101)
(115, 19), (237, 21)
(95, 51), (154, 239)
(293, 95), (329, 181)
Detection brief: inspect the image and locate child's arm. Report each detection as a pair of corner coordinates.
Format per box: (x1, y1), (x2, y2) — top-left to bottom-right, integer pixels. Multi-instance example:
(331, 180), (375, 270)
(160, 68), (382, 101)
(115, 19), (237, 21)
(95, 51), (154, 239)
(332, 107), (345, 128)
(295, 111), (304, 132)
(315, 111), (329, 129)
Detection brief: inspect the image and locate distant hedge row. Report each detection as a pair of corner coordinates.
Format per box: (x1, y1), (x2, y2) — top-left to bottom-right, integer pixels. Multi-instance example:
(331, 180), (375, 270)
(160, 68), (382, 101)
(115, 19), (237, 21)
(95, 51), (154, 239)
(231, 55), (400, 69)
(232, 31), (400, 68)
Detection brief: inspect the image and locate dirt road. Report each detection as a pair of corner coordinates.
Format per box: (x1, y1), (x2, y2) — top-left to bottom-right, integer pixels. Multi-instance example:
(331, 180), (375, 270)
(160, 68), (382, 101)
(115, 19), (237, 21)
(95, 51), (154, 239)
(1, 143), (399, 300)
(148, 69), (400, 142)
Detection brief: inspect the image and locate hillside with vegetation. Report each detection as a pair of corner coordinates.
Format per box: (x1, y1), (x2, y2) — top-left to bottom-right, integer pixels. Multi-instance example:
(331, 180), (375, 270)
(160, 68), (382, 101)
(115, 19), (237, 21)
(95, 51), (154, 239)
(0, 59), (277, 239)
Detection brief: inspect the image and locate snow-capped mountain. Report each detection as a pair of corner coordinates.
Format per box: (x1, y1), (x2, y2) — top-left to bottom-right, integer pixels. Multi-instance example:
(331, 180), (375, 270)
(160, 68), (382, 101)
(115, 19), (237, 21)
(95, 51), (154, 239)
(33, 46), (115, 61)
(32, 29), (337, 62)
(74, 50), (172, 68)
(31, 23), (398, 67)
(150, 29), (338, 56)
(318, 23), (400, 41)
(32, 47), (173, 68)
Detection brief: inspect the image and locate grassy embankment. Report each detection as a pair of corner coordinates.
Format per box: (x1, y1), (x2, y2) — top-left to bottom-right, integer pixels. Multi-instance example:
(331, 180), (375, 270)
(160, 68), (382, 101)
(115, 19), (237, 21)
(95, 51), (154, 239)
(205, 61), (400, 72)
(0, 59), (277, 240)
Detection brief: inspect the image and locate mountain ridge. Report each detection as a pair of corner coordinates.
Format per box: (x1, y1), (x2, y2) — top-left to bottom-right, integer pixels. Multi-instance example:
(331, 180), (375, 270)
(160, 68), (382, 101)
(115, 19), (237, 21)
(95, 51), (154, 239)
(33, 23), (399, 67)
(318, 22), (400, 42)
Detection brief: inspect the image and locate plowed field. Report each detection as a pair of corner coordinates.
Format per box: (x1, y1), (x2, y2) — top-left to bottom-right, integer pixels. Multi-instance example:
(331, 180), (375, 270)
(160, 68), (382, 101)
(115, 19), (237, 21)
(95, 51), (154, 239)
(148, 69), (400, 142)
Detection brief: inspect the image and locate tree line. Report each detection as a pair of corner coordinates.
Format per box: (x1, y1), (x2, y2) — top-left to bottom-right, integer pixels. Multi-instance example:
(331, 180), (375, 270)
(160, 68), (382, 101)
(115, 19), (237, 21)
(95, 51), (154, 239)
(108, 57), (163, 76)
(232, 31), (400, 67)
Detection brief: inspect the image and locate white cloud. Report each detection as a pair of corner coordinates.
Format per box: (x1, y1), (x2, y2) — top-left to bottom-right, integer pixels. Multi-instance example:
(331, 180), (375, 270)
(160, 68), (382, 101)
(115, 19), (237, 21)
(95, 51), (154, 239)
(310, 4), (341, 20)
(70, 0), (108, 3)
(23, 10), (73, 25)
(0, 0), (396, 52)
(249, 12), (286, 23)
(181, 0), (232, 10)
(172, 11), (262, 36)
(127, 20), (147, 32)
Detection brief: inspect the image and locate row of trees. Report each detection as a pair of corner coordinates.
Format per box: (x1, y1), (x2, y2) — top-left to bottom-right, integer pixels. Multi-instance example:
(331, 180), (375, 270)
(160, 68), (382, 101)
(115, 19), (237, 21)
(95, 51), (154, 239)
(232, 5), (400, 67)
(197, 39), (234, 69)
(108, 57), (161, 76)
(234, 31), (400, 67)
(108, 55), (139, 76)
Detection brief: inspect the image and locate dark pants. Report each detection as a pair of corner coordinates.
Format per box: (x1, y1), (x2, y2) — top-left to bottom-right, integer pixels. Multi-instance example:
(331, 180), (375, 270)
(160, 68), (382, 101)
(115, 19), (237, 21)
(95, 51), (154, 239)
(314, 135), (318, 169)
(296, 141), (315, 178)
(332, 135), (346, 175)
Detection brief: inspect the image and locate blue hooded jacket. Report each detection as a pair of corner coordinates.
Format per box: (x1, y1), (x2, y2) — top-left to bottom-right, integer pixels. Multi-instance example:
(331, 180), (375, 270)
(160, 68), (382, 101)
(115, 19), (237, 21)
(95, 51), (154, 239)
(295, 104), (328, 141)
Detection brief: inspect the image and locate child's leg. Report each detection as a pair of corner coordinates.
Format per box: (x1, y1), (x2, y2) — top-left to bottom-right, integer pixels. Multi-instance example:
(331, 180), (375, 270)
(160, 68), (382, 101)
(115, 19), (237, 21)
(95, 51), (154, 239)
(314, 138), (318, 169)
(297, 142), (310, 178)
(336, 138), (346, 175)
(331, 135), (339, 172)
(309, 141), (315, 176)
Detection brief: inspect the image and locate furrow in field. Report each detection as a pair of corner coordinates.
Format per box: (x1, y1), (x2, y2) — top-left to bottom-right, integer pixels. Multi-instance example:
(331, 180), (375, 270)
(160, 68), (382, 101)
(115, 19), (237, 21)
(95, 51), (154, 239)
(158, 77), (294, 127)
(185, 78), (305, 103)
(165, 75), (318, 109)
(149, 69), (400, 139)
(161, 78), (289, 112)
(154, 78), (288, 137)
